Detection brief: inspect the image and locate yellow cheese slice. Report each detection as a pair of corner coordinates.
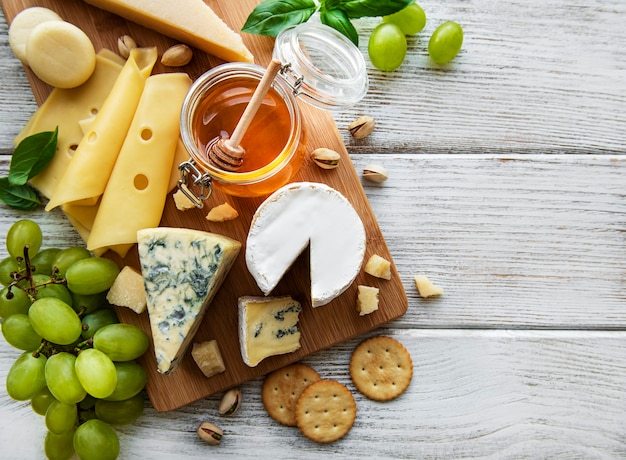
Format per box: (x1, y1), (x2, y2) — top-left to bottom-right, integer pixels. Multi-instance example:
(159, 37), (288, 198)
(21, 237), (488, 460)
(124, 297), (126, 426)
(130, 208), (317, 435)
(45, 47), (157, 211)
(81, 0), (254, 63)
(168, 137), (190, 192)
(87, 73), (192, 255)
(15, 49), (124, 199)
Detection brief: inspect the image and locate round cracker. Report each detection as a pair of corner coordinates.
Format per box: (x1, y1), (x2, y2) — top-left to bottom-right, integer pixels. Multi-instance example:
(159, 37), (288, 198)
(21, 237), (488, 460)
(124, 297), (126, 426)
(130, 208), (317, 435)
(295, 379), (356, 444)
(349, 336), (413, 401)
(262, 363), (321, 426)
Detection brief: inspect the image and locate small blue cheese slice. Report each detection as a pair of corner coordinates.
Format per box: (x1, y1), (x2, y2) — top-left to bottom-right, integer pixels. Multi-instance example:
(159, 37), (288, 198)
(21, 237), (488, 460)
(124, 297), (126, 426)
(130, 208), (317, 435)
(137, 227), (241, 374)
(238, 296), (302, 367)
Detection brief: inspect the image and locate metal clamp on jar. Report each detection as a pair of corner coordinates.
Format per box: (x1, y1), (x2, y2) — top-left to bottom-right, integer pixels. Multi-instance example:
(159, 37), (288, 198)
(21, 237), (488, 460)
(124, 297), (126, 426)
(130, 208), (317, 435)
(178, 21), (368, 203)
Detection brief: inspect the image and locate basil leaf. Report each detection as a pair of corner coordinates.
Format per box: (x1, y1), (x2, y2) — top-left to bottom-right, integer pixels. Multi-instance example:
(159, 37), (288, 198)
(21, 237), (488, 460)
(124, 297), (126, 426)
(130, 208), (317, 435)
(8, 127), (58, 186)
(336, 0), (414, 18)
(0, 178), (41, 210)
(242, 0), (318, 37)
(320, 9), (359, 46)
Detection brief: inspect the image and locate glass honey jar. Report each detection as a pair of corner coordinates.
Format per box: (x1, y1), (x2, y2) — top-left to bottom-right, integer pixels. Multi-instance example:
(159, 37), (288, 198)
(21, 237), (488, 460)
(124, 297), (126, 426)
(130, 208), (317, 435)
(178, 21), (368, 202)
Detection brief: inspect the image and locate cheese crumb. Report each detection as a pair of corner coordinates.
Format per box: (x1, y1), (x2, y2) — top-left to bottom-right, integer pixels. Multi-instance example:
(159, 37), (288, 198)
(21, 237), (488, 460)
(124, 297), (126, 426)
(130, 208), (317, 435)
(191, 340), (226, 378)
(414, 275), (444, 298)
(106, 266), (147, 313)
(173, 188), (196, 211)
(206, 202), (239, 222)
(364, 254), (391, 280)
(357, 285), (379, 316)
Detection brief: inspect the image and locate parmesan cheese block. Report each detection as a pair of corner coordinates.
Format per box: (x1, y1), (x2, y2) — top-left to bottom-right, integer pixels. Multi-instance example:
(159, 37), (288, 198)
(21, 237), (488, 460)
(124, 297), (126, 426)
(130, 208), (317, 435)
(45, 47), (157, 211)
(16, 50), (124, 199)
(356, 285), (379, 316)
(137, 227), (241, 374)
(246, 182), (366, 307)
(82, 0), (254, 63)
(238, 296), (302, 367)
(87, 73), (192, 255)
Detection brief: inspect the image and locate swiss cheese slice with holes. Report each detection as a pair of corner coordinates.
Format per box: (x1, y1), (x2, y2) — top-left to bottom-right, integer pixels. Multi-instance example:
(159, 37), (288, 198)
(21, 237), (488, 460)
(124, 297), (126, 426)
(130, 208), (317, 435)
(16, 50), (124, 199)
(45, 47), (157, 211)
(87, 73), (191, 256)
(246, 182), (366, 307)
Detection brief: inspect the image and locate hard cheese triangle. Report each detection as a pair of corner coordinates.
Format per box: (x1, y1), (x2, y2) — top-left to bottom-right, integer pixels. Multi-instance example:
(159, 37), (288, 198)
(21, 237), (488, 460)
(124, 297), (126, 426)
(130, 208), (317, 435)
(137, 227), (241, 374)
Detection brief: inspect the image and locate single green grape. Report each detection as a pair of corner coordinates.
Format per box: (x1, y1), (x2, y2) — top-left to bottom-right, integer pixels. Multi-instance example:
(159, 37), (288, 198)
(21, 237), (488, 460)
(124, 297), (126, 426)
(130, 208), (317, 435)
(95, 393), (144, 425)
(6, 351), (47, 401)
(31, 248), (61, 276)
(45, 429), (76, 460)
(75, 348), (117, 399)
(368, 23), (407, 71)
(104, 361), (147, 402)
(52, 246), (91, 278)
(79, 394), (98, 410)
(45, 352), (87, 405)
(428, 21), (464, 64)
(29, 297), (82, 345)
(72, 419), (120, 460)
(0, 286), (32, 318)
(6, 219), (43, 260)
(65, 257), (120, 295)
(71, 291), (108, 316)
(35, 282), (73, 307)
(81, 308), (119, 340)
(0, 256), (19, 286)
(31, 386), (57, 416)
(45, 400), (78, 434)
(383, 2), (426, 35)
(93, 323), (149, 362)
(1, 313), (42, 350)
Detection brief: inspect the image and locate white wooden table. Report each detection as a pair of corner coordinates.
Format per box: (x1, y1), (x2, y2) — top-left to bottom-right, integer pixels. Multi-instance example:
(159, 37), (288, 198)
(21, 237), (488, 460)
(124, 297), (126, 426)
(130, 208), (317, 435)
(1, 1), (625, 458)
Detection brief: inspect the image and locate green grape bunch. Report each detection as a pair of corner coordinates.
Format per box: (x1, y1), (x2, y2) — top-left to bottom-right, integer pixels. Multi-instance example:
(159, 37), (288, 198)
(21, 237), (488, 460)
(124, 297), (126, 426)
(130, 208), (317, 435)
(1, 219), (149, 460)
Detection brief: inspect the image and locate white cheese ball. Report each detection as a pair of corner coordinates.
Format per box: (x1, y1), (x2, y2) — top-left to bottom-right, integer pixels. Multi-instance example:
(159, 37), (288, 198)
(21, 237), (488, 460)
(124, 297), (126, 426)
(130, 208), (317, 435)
(26, 21), (96, 89)
(8, 7), (64, 63)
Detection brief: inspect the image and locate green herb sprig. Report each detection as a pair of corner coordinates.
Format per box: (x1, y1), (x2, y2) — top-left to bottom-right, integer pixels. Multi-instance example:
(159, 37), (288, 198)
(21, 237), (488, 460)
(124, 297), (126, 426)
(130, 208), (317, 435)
(0, 128), (58, 210)
(242, 0), (414, 45)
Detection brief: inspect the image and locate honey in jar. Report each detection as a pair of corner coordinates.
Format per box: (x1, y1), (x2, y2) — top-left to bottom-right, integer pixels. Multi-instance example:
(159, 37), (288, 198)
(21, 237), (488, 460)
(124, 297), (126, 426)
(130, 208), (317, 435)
(180, 63), (306, 198)
(179, 22), (368, 202)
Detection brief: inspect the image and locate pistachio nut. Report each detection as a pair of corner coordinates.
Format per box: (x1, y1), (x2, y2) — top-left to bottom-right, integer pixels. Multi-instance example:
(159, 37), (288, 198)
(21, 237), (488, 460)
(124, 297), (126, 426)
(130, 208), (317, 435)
(363, 164), (388, 183)
(218, 388), (242, 416)
(117, 35), (137, 59)
(311, 148), (340, 170)
(161, 44), (193, 67)
(197, 421), (223, 446)
(348, 116), (375, 139)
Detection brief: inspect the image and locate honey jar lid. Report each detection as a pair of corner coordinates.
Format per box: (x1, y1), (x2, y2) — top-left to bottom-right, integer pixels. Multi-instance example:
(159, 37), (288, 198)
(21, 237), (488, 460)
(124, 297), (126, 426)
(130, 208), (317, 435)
(273, 21), (368, 109)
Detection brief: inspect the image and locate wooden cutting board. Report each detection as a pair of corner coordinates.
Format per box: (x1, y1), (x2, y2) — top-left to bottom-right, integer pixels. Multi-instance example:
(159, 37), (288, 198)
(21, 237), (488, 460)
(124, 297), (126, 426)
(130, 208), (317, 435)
(1, 0), (408, 412)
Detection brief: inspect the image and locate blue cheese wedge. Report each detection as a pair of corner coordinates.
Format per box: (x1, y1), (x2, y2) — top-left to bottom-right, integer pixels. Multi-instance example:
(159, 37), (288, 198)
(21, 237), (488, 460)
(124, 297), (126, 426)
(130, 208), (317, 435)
(137, 227), (241, 374)
(238, 296), (302, 367)
(246, 182), (366, 307)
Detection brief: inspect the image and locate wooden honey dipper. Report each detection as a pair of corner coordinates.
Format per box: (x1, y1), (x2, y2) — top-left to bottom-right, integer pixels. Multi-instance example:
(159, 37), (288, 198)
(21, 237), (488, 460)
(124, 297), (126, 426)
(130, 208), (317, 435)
(205, 59), (283, 172)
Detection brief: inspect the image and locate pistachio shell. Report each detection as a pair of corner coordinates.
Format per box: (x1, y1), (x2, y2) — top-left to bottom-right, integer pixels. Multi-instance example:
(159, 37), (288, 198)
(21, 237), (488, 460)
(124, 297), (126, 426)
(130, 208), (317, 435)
(161, 44), (193, 67)
(197, 421), (223, 445)
(218, 388), (242, 416)
(363, 164), (388, 183)
(117, 35), (137, 59)
(348, 116), (375, 139)
(311, 148), (340, 170)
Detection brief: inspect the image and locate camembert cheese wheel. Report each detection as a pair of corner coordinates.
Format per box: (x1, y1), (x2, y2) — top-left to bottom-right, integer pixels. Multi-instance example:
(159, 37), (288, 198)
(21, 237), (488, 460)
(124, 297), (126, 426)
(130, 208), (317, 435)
(246, 182), (366, 307)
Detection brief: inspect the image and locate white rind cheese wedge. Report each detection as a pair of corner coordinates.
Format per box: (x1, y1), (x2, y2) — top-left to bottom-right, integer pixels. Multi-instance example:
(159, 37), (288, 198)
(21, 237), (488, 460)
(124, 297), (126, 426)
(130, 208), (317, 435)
(238, 296), (302, 367)
(137, 227), (241, 374)
(246, 182), (366, 307)
(82, 0), (254, 63)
